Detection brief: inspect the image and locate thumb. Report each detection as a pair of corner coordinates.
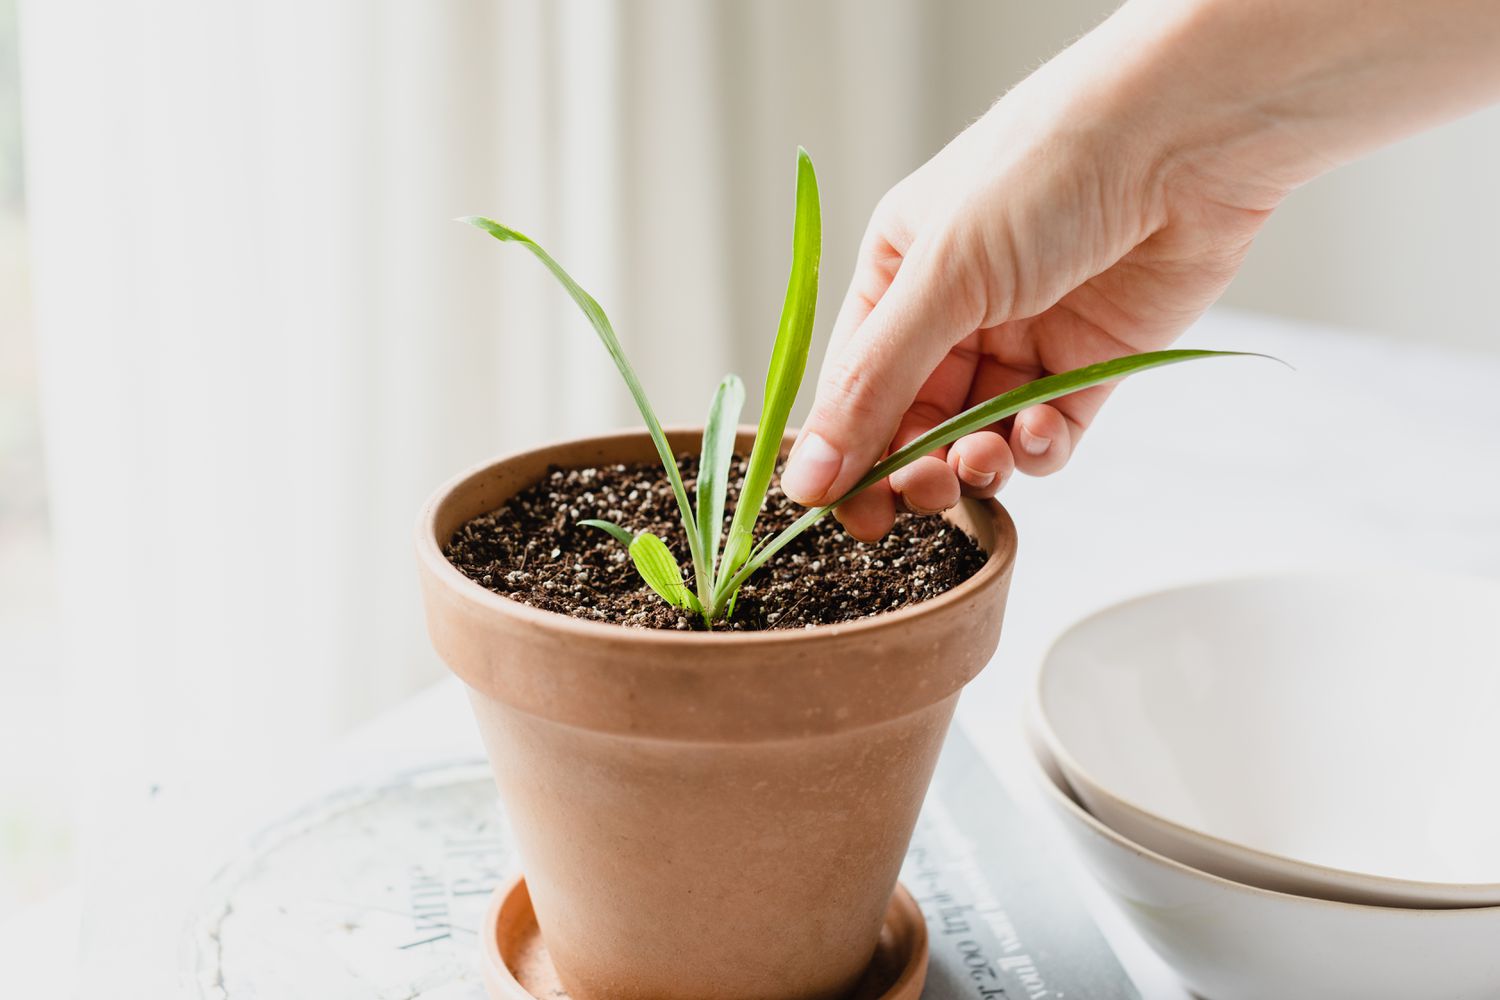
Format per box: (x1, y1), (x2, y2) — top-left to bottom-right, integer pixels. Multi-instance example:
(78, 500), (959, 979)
(782, 235), (986, 507)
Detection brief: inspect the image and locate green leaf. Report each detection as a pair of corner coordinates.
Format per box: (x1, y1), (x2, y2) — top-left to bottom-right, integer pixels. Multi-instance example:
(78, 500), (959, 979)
(850, 349), (1274, 498)
(460, 216), (707, 598)
(696, 374), (745, 590)
(720, 147), (821, 582)
(578, 518), (635, 549)
(714, 349), (1273, 604)
(629, 532), (702, 613)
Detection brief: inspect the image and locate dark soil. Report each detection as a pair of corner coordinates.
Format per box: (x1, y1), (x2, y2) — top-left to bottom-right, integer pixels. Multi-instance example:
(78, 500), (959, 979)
(444, 455), (988, 631)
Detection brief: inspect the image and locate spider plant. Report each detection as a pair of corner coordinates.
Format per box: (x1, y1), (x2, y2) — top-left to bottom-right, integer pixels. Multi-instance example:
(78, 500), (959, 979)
(463, 148), (1261, 627)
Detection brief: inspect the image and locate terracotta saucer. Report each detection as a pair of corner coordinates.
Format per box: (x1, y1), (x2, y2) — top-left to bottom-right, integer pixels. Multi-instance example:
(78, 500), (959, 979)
(480, 875), (929, 1000)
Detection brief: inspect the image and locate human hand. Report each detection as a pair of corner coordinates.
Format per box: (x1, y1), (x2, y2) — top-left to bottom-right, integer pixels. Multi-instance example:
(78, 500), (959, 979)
(781, 41), (1275, 540)
(781, 0), (1500, 541)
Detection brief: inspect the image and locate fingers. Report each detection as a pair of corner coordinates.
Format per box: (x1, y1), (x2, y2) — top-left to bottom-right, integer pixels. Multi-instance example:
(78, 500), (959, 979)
(827, 358), (1084, 546)
(837, 430), (1010, 544)
(949, 430), (1013, 497)
(1010, 403), (1075, 476)
(966, 352), (1091, 478)
(889, 456), (961, 514)
(887, 428), (1012, 513)
(782, 233), (984, 508)
(882, 345), (983, 514)
(833, 481), (897, 542)
(833, 340), (1011, 535)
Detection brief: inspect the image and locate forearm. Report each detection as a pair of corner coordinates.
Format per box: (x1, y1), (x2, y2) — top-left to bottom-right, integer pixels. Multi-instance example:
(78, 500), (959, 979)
(1046, 0), (1500, 207)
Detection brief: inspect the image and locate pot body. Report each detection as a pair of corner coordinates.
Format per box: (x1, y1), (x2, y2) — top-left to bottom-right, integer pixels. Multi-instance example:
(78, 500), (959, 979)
(468, 694), (954, 1000)
(416, 428), (1017, 1000)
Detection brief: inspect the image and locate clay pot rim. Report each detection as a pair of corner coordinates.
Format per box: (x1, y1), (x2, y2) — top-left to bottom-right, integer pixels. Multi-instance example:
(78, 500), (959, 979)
(416, 425), (1017, 648)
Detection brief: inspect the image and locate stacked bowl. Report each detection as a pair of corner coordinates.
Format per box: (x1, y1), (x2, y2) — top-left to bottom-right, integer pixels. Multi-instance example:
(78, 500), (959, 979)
(1027, 572), (1500, 1000)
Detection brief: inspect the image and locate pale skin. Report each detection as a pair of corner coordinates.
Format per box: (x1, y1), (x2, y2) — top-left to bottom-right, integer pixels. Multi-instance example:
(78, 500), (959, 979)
(781, 0), (1500, 540)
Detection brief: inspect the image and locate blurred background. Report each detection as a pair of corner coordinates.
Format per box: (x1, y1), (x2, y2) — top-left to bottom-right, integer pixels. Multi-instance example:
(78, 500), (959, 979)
(1, 0), (1497, 984)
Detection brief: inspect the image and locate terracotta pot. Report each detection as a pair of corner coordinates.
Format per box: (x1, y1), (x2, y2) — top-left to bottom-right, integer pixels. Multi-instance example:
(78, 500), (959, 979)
(416, 427), (1017, 1000)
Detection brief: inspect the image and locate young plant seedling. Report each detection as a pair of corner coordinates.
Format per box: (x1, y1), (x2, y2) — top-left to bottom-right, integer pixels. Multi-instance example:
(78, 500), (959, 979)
(463, 149), (1263, 627)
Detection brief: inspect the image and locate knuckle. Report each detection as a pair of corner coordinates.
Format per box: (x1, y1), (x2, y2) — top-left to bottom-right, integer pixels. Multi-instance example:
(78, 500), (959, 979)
(821, 358), (891, 425)
(872, 185), (907, 225)
(908, 224), (990, 326)
(865, 190), (914, 259)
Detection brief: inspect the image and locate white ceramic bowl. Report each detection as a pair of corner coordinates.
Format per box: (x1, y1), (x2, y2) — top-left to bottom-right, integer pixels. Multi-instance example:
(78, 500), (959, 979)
(1035, 571), (1500, 908)
(1025, 724), (1500, 1000)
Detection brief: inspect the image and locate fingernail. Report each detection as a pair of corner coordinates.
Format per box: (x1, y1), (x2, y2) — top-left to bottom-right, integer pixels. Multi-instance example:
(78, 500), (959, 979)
(782, 432), (842, 504)
(956, 458), (997, 489)
(900, 495), (946, 516)
(1018, 426), (1051, 456)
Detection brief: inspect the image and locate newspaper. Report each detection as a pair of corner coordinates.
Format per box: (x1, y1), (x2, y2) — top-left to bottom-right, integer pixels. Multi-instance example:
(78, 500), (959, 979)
(908, 732), (1139, 999)
(185, 728), (1138, 999)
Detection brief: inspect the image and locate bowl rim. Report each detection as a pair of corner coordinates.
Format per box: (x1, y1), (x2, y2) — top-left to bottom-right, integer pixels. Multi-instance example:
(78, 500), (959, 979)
(1031, 569), (1500, 902)
(1022, 702), (1500, 917)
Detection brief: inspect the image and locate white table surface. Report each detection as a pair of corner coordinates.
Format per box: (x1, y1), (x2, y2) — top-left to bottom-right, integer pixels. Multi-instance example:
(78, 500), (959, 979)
(29, 307), (1500, 999)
